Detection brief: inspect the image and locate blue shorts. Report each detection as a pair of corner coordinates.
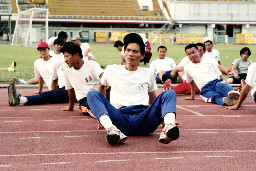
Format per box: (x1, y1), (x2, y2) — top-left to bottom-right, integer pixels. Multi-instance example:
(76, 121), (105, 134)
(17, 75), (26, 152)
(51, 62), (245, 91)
(156, 70), (177, 83)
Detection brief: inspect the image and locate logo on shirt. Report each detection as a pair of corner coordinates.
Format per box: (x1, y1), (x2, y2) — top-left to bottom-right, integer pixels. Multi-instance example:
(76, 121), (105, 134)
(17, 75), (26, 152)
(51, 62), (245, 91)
(85, 76), (92, 82)
(138, 82), (148, 91)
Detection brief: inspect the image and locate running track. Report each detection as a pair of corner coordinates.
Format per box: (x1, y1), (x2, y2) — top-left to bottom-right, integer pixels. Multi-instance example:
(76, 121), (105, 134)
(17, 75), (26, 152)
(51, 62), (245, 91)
(0, 87), (256, 170)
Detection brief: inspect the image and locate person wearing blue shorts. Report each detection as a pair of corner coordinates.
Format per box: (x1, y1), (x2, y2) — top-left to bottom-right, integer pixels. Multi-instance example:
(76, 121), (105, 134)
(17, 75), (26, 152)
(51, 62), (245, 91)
(184, 44), (240, 106)
(87, 33), (180, 146)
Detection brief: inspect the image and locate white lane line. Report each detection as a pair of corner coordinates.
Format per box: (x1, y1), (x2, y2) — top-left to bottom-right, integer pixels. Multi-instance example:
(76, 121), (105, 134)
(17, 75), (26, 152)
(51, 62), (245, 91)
(0, 117), (27, 119)
(1, 150), (256, 157)
(196, 132), (218, 134)
(155, 157), (184, 160)
(4, 121), (23, 123)
(41, 162), (71, 165)
(19, 137), (44, 140)
(177, 106), (204, 116)
(0, 165), (11, 167)
(43, 120), (59, 122)
(70, 116), (86, 118)
(95, 159), (129, 163)
(205, 156), (234, 158)
(81, 119), (93, 121)
(64, 135), (89, 138)
(0, 130), (106, 134)
(237, 131), (256, 133)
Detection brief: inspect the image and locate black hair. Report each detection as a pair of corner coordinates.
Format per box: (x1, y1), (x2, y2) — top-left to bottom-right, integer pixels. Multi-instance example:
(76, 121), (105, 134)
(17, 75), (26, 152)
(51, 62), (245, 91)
(58, 31), (68, 39)
(53, 38), (64, 46)
(196, 43), (206, 52)
(123, 33), (145, 55)
(240, 47), (251, 56)
(204, 40), (213, 45)
(60, 42), (83, 58)
(114, 40), (124, 47)
(185, 44), (198, 52)
(157, 46), (167, 51)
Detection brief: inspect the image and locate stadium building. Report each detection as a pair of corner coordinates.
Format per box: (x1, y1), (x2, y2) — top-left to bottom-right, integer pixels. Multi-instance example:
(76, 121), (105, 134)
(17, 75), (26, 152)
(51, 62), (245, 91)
(0, 0), (256, 45)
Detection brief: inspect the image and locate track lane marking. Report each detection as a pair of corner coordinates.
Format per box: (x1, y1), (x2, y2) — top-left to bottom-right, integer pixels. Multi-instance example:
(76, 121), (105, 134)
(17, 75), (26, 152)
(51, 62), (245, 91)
(177, 106), (204, 116)
(64, 135), (89, 138)
(94, 159), (129, 163)
(196, 132), (218, 134)
(155, 157), (184, 160)
(205, 156), (234, 158)
(4, 121), (23, 123)
(0, 165), (11, 167)
(41, 162), (71, 165)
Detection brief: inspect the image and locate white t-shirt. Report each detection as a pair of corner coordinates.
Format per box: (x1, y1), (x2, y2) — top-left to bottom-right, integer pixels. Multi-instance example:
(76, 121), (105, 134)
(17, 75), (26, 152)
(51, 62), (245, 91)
(177, 56), (190, 67)
(101, 65), (158, 109)
(80, 43), (96, 61)
(245, 62), (256, 97)
(47, 37), (57, 51)
(185, 57), (222, 90)
(204, 49), (221, 65)
(34, 58), (55, 90)
(64, 60), (103, 101)
(149, 57), (176, 74)
(51, 59), (68, 88)
(49, 51), (64, 63)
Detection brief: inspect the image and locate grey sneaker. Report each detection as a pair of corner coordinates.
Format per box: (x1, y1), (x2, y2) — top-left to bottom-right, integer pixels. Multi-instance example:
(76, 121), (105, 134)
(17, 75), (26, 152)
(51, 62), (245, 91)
(228, 91), (240, 100)
(8, 82), (20, 106)
(12, 77), (28, 85)
(223, 97), (238, 106)
(159, 124), (180, 144)
(106, 126), (127, 145)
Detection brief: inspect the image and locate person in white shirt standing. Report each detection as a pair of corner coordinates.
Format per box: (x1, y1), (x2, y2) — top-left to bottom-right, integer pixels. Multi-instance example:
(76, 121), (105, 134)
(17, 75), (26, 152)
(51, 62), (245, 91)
(149, 46), (177, 85)
(8, 42), (69, 106)
(184, 44), (240, 106)
(72, 35), (96, 61)
(87, 33), (179, 146)
(61, 42), (103, 116)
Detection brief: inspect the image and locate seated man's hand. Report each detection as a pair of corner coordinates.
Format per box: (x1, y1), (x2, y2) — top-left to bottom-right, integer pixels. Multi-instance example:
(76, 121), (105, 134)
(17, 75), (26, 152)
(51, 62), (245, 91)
(62, 107), (73, 111)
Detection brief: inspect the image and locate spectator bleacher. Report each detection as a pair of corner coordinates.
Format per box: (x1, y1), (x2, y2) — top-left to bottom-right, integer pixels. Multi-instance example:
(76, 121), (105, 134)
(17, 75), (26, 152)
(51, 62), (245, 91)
(0, 0), (11, 14)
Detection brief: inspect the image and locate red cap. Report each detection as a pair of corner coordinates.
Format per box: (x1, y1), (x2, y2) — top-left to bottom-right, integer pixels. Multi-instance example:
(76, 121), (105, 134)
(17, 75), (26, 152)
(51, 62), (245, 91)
(37, 42), (49, 50)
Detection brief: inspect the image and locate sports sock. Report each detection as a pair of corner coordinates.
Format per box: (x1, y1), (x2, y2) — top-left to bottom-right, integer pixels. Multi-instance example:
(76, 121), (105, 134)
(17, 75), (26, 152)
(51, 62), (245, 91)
(99, 114), (114, 130)
(162, 74), (168, 83)
(164, 112), (176, 125)
(20, 96), (28, 104)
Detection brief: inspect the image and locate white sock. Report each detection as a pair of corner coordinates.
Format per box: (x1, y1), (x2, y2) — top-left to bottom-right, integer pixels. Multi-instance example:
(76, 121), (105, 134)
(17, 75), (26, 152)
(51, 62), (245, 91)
(164, 112), (176, 125)
(99, 114), (114, 130)
(19, 96), (28, 104)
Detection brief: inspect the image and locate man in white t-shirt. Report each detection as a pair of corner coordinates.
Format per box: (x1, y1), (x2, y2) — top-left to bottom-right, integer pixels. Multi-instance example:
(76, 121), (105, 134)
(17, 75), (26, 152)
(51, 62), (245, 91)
(149, 46), (177, 84)
(113, 40), (125, 65)
(60, 42), (103, 116)
(184, 44), (240, 106)
(49, 38), (64, 62)
(8, 42), (69, 106)
(204, 40), (221, 65)
(227, 62), (256, 110)
(47, 31), (68, 51)
(87, 33), (179, 146)
(72, 35), (96, 61)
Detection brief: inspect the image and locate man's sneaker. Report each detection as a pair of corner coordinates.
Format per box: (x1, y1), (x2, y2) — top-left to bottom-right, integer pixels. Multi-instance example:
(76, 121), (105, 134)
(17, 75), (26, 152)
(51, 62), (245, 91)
(159, 124), (180, 144)
(12, 77), (28, 85)
(164, 79), (172, 91)
(106, 126), (127, 145)
(8, 61), (16, 72)
(8, 82), (20, 106)
(223, 97), (238, 106)
(228, 91), (240, 100)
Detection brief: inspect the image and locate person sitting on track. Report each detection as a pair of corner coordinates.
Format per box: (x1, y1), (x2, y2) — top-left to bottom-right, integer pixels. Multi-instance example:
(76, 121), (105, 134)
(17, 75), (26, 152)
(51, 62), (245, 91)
(227, 62), (256, 110)
(184, 44), (240, 106)
(149, 46), (177, 86)
(60, 42), (104, 117)
(226, 47), (253, 84)
(8, 42), (69, 106)
(86, 33), (180, 146)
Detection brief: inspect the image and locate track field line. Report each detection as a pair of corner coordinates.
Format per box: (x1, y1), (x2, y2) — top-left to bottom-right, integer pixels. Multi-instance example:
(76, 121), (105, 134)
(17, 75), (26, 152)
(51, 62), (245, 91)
(177, 105), (204, 116)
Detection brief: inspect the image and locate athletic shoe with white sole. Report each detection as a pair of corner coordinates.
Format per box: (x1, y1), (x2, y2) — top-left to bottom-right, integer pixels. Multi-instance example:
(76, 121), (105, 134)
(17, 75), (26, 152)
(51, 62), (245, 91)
(159, 124), (180, 144)
(8, 61), (16, 72)
(106, 126), (127, 145)
(8, 82), (20, 106)
(228, 91), (240, 100)
(12, 77), (28, 85)
(223, 97), (238, 106)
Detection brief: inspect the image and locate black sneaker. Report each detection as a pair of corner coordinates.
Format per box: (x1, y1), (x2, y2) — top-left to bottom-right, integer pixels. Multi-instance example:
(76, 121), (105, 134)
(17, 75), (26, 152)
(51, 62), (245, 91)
(106, 126), (127, 145)
(159, 124), (180, 144)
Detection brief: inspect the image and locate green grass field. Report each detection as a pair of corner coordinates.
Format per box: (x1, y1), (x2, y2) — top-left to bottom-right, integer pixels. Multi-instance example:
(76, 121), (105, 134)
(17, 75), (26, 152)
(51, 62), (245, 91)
(0, 43), (255, 82)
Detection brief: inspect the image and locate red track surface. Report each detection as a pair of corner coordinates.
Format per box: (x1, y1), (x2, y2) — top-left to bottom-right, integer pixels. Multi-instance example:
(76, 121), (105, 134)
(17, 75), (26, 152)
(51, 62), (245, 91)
(0, 88), (256, 170)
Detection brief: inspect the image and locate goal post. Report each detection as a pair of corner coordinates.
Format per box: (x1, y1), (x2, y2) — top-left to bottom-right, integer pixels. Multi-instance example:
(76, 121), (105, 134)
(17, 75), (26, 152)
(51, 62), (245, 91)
(12, 8), (48, 46)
